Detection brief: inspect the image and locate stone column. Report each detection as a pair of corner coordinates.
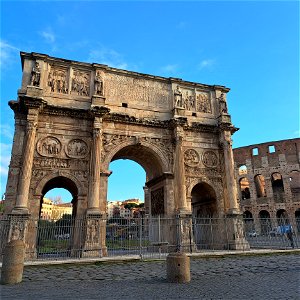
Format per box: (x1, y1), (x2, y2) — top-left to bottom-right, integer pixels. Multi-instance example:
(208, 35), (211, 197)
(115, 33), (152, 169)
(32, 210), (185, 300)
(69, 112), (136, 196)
(173, 125), (187, 213)
(221, 131), (240, 214)
(12, 109), (38, 214)
(87, 117), (102, 215)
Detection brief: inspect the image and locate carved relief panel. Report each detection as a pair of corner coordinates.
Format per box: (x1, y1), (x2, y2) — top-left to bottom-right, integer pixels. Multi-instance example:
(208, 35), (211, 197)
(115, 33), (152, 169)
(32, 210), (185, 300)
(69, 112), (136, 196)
(33, 135), (90, 186)
(184, 148), (221, 178)
(65, 139), (89, 158)
(37, 136), (62, 157)
(71, 70), (90, 96)
(173, 86), (212, 113)
(47, 66), (69, 94)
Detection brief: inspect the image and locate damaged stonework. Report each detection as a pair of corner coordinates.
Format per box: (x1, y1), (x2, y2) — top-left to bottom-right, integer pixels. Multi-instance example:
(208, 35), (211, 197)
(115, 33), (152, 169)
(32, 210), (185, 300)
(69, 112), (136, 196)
(2, 52), (249, 259)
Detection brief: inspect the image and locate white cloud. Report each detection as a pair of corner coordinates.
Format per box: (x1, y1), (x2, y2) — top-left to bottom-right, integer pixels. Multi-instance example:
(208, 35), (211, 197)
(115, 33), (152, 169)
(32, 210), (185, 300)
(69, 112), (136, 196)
(0, 40), (20, 69)
(40, 28), (56, 44)
(199, 59), (216, 70)
(159, 64), (179, 75)
(0, 124), (14, 140)
(88, 48), (128, 69)
(0, 143), (12, 176)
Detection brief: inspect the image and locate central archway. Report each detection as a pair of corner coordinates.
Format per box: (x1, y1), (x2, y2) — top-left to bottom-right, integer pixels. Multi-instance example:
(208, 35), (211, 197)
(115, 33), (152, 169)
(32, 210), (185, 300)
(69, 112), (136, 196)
(106, 143), (168, 216)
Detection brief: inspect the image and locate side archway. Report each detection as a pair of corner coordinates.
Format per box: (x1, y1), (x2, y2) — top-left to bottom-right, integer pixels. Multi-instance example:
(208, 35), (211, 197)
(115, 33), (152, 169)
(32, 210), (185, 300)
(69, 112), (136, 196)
(191, 182), (218, 218)
(34, 171), (86, 219)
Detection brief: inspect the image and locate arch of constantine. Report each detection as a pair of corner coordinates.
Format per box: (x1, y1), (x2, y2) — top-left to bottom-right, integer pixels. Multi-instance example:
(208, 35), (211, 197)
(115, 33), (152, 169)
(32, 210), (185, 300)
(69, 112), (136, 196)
(2, 52), (249, 258)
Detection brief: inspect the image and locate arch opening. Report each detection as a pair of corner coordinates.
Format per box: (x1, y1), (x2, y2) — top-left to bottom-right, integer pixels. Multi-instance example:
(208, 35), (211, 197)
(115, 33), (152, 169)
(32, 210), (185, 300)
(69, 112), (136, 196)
(108, 144), (164, 217)
(243, 210), (255, 235)
(39, 176), (78, 220)
(276, 209), (289, 225)
(37, 176), (79, 258)
(259, 210), (271, 235)
(239, 177), (250, 199)
(191, 182), (217, 218)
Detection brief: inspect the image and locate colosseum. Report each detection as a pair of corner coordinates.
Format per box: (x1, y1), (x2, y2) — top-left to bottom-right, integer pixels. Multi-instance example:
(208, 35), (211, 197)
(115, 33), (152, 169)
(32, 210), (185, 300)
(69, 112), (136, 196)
(233, 138), (300, 234)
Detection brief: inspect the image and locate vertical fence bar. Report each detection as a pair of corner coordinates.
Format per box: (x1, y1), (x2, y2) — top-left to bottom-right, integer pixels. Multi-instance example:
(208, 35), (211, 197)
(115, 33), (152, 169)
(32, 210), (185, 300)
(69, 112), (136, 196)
(139, 217), (142, 259)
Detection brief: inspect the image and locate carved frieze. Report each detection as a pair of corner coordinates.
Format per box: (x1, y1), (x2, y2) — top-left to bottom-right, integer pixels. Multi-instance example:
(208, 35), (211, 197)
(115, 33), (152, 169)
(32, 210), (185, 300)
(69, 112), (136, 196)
(37, 136), (62, 157)
(185, 165), (221, 178)
(71, 70), (90, 96)
(66, 139), (89, 158)
(202, 151), (218, 168)
(32, 169), (48, 180)
(48, 66), (68, 94)
(102, 134), (135, 157)
(184, 149), (200, 167)
(33, 158), (70, 169)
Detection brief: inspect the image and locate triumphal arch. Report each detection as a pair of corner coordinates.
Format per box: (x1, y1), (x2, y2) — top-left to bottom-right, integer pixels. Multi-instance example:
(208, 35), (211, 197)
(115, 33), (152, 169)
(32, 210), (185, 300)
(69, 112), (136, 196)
(3, 52), (248, 257)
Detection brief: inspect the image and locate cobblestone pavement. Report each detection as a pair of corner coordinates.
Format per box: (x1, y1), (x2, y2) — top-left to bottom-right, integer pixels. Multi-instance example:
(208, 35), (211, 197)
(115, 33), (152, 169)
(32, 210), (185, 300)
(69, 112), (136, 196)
(1, 253), (299, 300)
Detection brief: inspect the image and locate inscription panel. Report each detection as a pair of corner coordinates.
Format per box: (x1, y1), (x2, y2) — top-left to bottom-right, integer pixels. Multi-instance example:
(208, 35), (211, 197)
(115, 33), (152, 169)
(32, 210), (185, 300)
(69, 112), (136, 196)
(105, 73), (172, 109)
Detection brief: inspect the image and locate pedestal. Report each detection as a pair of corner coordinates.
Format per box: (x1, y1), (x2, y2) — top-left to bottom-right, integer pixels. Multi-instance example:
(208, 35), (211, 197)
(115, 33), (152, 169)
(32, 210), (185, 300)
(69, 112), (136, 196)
(226, 213), (250, 250)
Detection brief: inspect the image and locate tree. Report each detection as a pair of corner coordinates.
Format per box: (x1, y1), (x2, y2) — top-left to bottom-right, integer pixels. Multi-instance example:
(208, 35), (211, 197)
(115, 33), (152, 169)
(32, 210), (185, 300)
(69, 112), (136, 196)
(124, 203), (138, 210)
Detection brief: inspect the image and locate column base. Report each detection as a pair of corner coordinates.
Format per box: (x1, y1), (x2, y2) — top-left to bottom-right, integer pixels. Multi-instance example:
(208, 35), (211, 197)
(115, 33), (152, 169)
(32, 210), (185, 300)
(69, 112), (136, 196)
(11, 207), (29, 215)
(86, 208), (103, 217)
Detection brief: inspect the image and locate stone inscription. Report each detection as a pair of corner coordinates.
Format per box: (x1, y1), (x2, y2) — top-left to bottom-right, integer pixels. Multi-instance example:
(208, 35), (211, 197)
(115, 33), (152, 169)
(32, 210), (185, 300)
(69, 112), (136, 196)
(105, 73), (172, 109)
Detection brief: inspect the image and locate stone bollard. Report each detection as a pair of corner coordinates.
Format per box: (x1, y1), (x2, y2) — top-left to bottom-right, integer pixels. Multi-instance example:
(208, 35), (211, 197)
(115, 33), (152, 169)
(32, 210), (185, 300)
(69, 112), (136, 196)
(1, 240), (25, 285)
(166, 252), (191, 283)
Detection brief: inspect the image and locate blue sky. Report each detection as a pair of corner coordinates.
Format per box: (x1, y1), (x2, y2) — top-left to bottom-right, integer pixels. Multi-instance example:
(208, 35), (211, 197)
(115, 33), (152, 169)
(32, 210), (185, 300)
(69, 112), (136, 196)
(1, 1), (299, 203)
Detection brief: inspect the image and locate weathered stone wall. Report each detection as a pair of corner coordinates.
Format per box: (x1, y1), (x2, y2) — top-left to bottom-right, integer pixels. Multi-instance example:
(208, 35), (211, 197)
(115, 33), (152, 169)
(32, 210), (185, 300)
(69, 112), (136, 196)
(2, 52), (249, 254)
(233, 138), (300, 231)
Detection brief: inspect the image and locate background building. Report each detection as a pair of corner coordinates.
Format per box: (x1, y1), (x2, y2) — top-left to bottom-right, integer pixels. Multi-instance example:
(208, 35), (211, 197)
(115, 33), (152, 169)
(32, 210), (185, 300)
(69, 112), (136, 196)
(107, 199), (143, 219)
(233, 138), (300, 234)
(40, 198), (72, 220)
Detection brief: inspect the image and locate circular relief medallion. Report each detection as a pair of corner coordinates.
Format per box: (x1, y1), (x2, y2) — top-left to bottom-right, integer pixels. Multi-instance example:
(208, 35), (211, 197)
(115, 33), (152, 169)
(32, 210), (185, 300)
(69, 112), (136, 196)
(202, 151), (218, 168)
(184, 149), (200, 167)
(65, 139), (89, 158)
(37, 136), (62, 157)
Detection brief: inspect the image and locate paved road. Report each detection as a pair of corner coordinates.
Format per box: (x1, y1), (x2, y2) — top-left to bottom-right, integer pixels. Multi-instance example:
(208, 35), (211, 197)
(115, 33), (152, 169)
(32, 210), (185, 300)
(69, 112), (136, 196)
(1, 253), (299, 299)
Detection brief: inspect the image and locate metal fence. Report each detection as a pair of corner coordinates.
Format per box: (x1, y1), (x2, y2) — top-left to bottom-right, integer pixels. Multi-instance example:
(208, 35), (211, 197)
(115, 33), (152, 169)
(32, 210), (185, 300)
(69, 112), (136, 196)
(0, 215), (298, 262)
